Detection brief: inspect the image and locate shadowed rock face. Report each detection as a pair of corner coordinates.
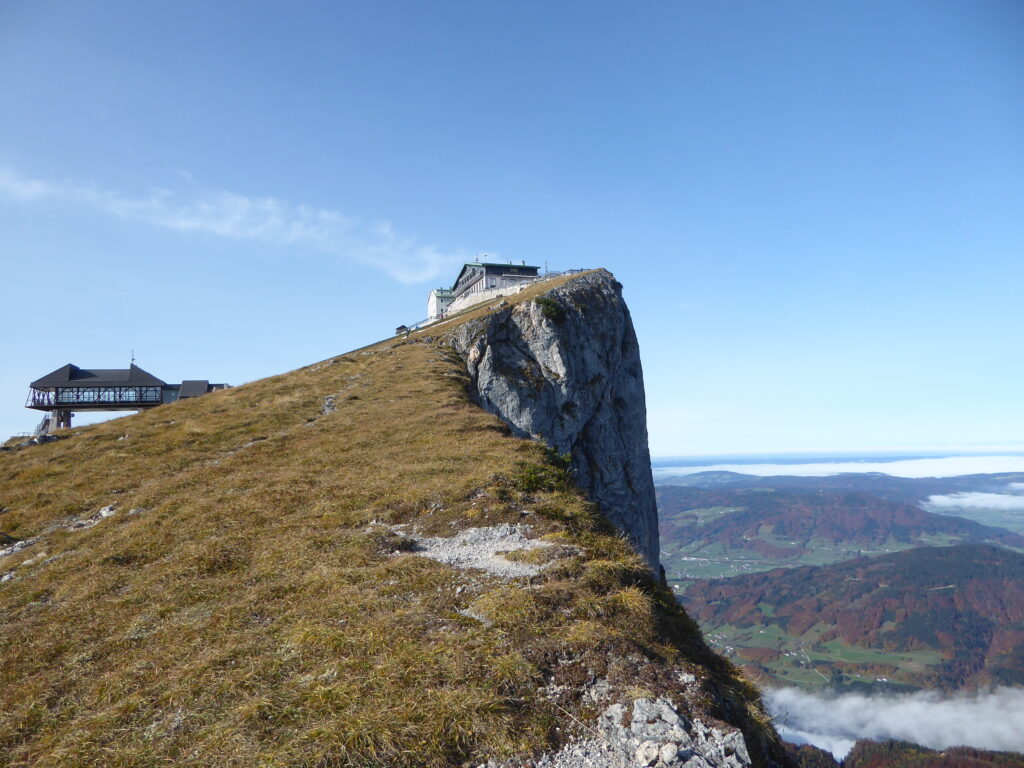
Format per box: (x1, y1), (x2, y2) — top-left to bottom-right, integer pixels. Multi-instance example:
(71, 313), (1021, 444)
(450, 270), (660, 571)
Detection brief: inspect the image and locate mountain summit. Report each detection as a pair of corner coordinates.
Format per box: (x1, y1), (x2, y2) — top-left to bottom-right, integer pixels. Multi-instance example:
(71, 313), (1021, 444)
(0, 271), (790, 767)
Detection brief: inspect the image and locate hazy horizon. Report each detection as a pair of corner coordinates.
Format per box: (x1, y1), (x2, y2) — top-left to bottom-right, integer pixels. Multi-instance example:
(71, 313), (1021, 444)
(653, 453), (1024, 479)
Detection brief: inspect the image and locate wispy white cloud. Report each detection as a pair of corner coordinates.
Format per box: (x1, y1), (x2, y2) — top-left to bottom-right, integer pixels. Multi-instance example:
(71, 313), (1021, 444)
(764, 686), (1024, 759)
(924, 491), (1024, 511)
(0, 167), (469, 284)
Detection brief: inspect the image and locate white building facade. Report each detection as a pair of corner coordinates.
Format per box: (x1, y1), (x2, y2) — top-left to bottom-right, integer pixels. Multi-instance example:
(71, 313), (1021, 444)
(426, 288), (455, 322)
(426, 261), (541, 322)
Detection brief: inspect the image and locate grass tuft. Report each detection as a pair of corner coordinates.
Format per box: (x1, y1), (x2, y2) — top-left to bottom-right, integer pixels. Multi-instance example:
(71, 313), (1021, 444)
(533, 296), (567, 324)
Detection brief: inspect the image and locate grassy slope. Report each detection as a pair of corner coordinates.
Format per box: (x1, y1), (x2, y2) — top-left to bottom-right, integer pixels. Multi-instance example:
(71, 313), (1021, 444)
(0, 274), (781, 768)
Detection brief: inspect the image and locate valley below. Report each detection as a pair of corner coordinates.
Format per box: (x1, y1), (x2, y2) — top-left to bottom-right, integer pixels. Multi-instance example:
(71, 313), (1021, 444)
(655, 460), (1024, 692)
(656, 458), (1024, 758)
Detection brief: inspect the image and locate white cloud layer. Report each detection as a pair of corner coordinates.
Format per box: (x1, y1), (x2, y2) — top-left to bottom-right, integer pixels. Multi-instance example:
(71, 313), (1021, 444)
(924, 492), (1024, 511)
(653, 455), (1024, 480)
(764, 686), (1024, 759)
(0, 167), (468, 284)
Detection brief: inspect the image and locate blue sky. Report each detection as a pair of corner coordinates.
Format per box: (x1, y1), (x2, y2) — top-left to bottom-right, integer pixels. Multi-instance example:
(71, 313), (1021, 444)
(2, 1), (1023, 456)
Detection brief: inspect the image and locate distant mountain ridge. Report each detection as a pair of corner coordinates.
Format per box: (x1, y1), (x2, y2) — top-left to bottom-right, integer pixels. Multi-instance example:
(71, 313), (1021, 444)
(843, 739), (1024, 768)
(787, 739), (1024, 768)
(656, 470), (1024, 506)
(658, 486), (1024, 565)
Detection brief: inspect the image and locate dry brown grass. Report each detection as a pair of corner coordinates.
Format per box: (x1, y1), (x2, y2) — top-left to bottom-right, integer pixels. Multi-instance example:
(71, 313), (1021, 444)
(0, 275), (768, 767)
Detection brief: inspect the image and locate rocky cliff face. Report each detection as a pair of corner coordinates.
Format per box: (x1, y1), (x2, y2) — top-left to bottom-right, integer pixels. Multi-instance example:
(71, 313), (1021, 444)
(449, 270), (660, 571)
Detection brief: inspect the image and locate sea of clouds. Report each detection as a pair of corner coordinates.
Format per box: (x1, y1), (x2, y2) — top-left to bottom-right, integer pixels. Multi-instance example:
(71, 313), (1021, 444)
(653, 455), (1024, 480)
(763, 687), (1024, 759)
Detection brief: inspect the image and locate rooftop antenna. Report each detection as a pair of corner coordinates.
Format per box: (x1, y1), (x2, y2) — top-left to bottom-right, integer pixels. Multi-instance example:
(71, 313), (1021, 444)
(130, 349), (136, 366)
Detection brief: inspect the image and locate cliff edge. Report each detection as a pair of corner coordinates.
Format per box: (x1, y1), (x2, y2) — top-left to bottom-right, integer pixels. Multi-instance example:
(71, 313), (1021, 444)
(451, 270), (660, 572)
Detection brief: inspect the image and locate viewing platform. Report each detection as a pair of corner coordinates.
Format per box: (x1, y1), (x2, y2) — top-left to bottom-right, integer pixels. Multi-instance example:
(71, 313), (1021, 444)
(26, 363), (227, 434)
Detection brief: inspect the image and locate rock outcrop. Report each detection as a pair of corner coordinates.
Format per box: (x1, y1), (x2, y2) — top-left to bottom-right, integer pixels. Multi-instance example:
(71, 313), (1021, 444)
(450, 270), (660, 571)
(538, 697), (752, 768)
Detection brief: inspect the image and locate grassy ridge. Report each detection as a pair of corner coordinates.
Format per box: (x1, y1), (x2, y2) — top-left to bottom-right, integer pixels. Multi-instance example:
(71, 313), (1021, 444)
(0, 277), (777, 767)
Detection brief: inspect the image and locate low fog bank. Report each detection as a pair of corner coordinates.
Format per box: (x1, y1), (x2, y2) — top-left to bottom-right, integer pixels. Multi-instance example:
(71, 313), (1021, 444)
(763, 686), (1024, 759)
(924, 491), (1024, 510)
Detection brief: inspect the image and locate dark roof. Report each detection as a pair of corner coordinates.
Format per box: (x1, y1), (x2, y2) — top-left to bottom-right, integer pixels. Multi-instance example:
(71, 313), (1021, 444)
(178, 380), (210, 398)
(30, 363), (167, 389)
(451, 262), (540, 289)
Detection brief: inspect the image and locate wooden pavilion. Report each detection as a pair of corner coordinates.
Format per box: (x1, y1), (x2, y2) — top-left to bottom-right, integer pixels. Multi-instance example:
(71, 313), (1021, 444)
(26, 363), (226, 434)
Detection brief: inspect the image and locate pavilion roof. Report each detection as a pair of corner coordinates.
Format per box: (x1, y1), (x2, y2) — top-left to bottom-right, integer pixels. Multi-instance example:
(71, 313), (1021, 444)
(30, 363), (167, 389)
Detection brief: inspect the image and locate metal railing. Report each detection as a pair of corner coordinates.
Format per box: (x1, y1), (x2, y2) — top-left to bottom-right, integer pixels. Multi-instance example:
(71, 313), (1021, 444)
(26, 386), (164, 409)
(543, 268), (589, 277)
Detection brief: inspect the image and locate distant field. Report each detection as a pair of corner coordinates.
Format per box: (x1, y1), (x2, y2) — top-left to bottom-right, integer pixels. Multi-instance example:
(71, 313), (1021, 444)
(923, 504), (1024, 536)
(663, 533), (919, 581)
(705, 621), (945, 693)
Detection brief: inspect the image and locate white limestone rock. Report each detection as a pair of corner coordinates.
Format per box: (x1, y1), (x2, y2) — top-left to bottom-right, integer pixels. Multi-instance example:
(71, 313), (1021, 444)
(449, 270), (659, 571)
(538, 697), (751, 768)
(395, 523), (557, 578)
(0, 537), (40, 559)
